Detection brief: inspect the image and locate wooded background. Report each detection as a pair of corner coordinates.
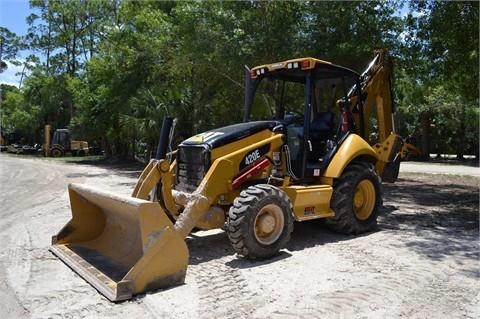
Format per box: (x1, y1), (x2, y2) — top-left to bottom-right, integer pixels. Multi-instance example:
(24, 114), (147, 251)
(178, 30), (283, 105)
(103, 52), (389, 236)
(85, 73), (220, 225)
(1, 0), (478, 160)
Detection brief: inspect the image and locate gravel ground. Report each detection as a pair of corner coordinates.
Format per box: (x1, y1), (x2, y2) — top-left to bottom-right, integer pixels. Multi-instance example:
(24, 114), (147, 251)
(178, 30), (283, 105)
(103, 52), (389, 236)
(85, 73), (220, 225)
(400, 161), (479, 177)
(0, 154), (478, 319)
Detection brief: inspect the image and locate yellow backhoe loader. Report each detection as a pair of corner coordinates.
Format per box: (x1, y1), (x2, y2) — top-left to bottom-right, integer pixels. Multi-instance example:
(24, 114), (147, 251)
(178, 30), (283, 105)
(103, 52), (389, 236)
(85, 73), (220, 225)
(44, 125), (89, 157)
(50, 50), (417, 301)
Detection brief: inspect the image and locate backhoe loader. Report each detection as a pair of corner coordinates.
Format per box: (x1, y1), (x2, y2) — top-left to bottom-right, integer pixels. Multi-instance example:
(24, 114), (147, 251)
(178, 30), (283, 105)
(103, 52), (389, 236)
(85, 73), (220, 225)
(50, 50), (416, 301)
(43, 125), (89, 157)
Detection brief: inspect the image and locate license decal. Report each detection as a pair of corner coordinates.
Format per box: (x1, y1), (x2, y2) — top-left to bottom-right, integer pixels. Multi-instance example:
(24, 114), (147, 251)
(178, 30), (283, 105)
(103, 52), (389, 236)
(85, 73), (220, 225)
(304, 206), (315, 216)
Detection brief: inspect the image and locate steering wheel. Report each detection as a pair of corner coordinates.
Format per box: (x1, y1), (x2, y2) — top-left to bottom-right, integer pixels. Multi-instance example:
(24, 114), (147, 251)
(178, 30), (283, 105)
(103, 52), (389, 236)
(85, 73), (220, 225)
(284, 110), (304, 125)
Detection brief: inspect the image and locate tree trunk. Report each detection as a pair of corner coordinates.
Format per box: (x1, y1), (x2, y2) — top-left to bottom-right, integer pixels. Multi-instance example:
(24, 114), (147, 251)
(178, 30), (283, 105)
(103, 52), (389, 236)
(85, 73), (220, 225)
(102, 136), (111, 158)
(455, 104), (466, 160)
(71, 16), (77, 76)
(419, 112), (431, 161)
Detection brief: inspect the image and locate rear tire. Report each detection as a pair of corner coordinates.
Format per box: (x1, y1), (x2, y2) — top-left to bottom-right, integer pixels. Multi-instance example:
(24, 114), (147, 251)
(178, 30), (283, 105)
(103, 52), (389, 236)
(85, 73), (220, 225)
(326, 162), (381, 234)
(227, 184), (293, 260)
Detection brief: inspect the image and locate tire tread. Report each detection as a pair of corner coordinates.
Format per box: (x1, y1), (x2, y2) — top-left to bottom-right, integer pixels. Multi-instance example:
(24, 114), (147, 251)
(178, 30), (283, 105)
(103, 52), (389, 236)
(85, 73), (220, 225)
(227, 184), (293, 260)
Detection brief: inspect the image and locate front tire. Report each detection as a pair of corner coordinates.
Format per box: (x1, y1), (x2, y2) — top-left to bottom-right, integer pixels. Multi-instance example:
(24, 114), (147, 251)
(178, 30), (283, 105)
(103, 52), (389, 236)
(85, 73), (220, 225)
(326, 162), (381, 234)
(50, 148), (64, 157)
(227, 184), (293, 260)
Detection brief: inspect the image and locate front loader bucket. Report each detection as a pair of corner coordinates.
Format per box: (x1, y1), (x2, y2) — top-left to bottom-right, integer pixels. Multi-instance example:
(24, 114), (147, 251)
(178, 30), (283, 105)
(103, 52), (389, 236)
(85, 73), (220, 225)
(50, 183), (189, 301)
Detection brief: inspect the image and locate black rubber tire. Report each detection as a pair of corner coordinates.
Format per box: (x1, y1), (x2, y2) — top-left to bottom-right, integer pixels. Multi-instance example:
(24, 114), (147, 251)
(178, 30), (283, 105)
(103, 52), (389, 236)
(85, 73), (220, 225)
(227, 184), (294, 260)
(77, 150), (85, 156)
(326, 162), (382, 235)
(50, 148), (63, 157)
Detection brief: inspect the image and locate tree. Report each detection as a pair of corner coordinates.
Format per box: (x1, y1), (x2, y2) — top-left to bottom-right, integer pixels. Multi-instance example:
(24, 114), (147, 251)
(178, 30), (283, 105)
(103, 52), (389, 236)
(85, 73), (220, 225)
(9, 0), (477, 160)
(0, 27), (22, 73)
(1, 84), (42, 143)
(425, 1), (479, 159)
(27, 0), (119, 75)
(70, 1), (174, 158)
(396, 1), (479, 159)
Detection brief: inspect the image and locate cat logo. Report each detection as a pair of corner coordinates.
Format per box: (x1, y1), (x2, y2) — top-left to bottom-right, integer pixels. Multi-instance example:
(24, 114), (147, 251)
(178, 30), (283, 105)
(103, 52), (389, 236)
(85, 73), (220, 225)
(189, 135), (204, 142)
(187, 131), (224, 143)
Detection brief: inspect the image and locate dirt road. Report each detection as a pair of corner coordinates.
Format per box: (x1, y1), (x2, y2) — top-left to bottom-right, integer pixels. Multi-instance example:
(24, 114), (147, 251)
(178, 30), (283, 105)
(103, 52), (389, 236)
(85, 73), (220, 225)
(0, 154), (478, 318)
(401, 161), (479, 177)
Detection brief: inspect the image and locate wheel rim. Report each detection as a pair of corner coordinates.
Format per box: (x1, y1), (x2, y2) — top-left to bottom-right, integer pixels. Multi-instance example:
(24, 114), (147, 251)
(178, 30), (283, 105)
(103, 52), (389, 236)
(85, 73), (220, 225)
(254, 204), (284, 245)
(353, 179), (376, 220)
(51, 149), (61, 157)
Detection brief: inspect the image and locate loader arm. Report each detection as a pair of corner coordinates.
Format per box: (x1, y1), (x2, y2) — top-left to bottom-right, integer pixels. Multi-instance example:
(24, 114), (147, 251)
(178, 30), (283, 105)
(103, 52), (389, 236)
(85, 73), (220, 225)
(50, 132), (283, 301)
(133, 133), (285, 238)
(131, 159), (178, 216)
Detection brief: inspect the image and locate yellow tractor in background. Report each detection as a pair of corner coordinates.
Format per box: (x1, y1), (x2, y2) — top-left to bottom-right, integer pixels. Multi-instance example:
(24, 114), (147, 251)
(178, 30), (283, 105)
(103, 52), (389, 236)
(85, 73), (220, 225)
(50, 50), (416, 301)
(44, 125), (89, 157)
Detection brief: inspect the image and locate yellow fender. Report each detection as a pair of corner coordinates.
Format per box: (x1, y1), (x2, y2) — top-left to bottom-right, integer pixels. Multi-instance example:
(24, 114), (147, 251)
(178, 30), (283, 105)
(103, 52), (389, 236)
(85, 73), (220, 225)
(323, 134), (378, 178)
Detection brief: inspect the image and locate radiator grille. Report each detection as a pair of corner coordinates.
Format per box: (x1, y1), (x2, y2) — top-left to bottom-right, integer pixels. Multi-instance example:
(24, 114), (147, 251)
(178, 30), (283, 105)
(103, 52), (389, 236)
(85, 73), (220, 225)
(176, 145), (210, 192)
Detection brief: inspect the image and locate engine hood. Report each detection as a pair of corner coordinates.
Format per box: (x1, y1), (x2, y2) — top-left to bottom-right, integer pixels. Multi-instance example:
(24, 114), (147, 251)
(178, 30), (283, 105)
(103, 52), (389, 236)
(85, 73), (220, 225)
(181, 121), (281, 149)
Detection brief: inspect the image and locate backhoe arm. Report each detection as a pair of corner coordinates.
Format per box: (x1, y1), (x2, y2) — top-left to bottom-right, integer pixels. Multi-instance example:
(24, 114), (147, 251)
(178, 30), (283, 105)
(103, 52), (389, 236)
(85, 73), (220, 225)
(348, 50), (395, 144)
(347, 50), (419, 182)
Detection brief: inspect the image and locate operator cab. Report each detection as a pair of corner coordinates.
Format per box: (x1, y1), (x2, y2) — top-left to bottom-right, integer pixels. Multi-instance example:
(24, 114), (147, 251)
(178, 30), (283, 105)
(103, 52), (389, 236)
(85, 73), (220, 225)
(244, 58), (362, 180)
(52, 129), (72, 151)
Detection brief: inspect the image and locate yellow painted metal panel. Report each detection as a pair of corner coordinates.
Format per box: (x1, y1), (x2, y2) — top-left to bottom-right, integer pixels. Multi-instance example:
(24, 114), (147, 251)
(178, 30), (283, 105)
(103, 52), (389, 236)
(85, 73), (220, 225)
(211, 129), (275, 160)
(282, 185), (334, 221)
(323, 134), (378, 178)
(202, 133), (284, 203)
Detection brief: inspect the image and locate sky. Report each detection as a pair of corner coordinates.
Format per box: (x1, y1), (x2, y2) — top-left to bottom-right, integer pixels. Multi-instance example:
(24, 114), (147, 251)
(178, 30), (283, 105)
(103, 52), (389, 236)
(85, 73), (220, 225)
(0, 0), (33, 87)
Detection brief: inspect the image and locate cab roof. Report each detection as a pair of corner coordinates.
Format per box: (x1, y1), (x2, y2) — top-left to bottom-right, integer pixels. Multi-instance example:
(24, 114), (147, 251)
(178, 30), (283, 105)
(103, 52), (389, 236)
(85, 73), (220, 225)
(250, 57), (359, 82)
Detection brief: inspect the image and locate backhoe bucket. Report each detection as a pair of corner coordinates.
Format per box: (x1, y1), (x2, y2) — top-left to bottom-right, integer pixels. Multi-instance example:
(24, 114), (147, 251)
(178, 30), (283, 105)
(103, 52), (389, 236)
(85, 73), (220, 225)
(50, 183), (189, 301)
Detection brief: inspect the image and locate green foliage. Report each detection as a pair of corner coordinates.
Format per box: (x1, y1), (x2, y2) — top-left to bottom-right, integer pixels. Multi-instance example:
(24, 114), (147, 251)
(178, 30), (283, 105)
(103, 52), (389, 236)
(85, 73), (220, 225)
(395, 1), (479, 158)
(0, 27), (23, 72)
(1, 84), (41, 142)
(2, 0), (478, 159)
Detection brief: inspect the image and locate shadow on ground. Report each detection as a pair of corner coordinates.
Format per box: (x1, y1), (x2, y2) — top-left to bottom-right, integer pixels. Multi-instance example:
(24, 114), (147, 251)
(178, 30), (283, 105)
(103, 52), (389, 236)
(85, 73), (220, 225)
(187, 220), (377, 269)
(187, 175), (478, 274)
(66, 158), (145, 179)
(380, 176), (478, 277)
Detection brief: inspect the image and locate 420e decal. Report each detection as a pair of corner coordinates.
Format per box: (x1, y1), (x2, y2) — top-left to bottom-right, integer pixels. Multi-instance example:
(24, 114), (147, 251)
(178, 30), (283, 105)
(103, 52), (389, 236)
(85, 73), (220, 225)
(239, 144), (270, 171)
